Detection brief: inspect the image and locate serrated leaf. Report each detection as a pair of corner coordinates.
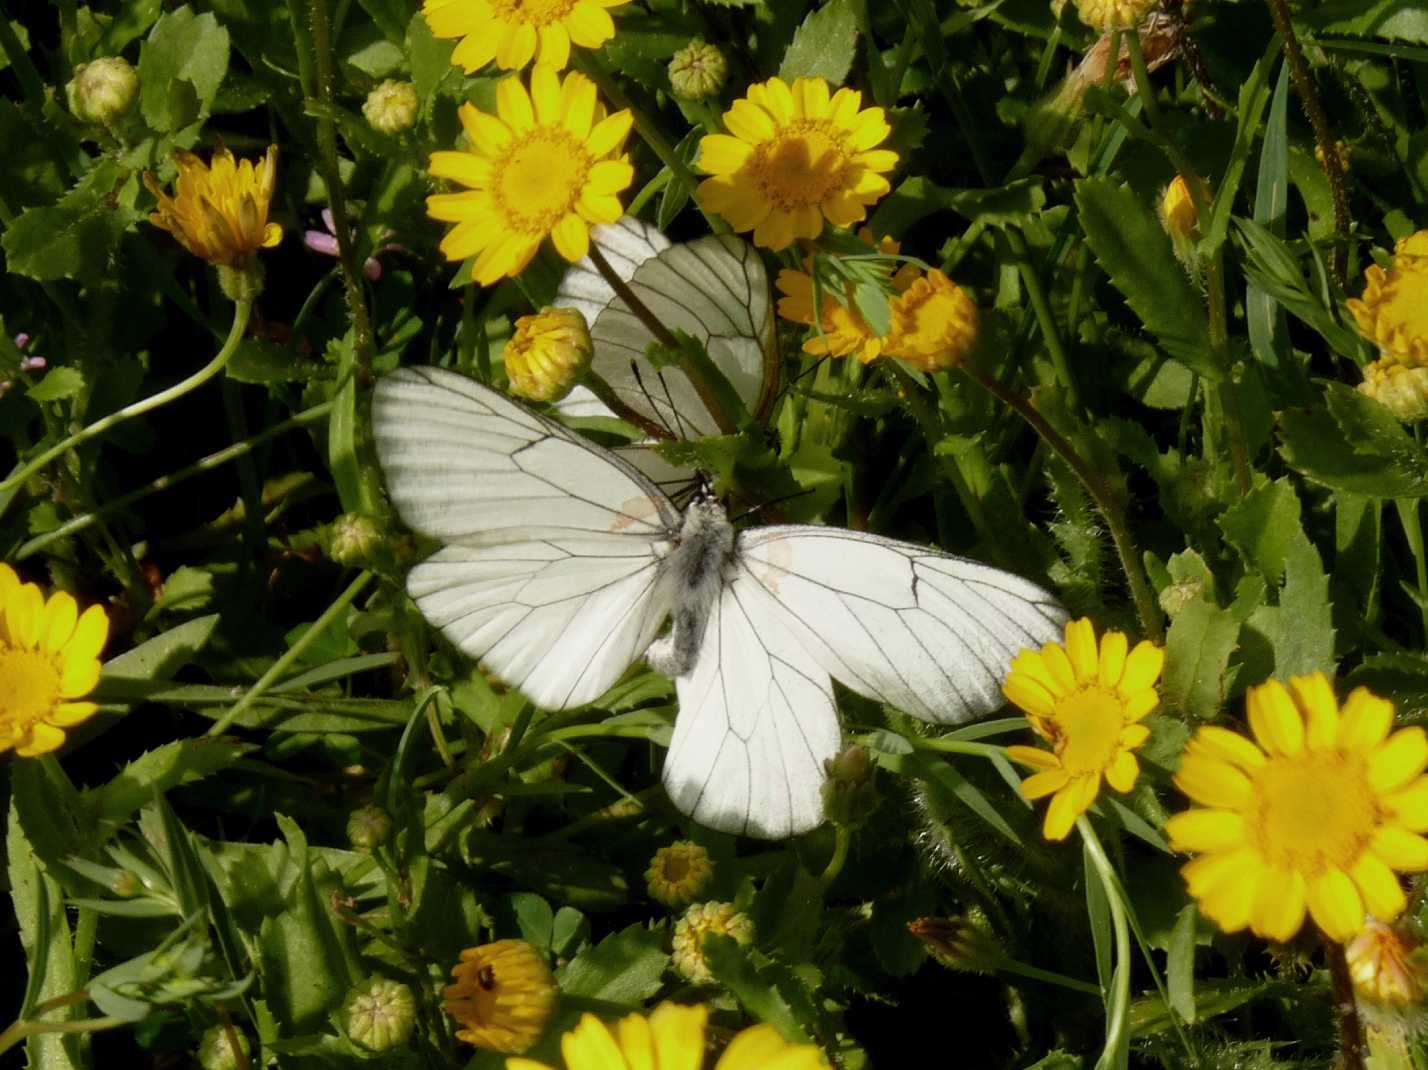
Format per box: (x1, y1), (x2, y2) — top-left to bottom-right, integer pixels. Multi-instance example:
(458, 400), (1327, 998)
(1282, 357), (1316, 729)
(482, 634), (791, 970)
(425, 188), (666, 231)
(138, 6), (230, 132)
(779, 0), (858, 84)
(1278, 382), (1428, 497)
(88, 737), (251, 829)
(1163, 599), (1240, 719)
(557, 924), (667, 1003)
(703, 935), (814, 1043)
(2, 159), (138, 282)
(873, 175), (1046, 234)
(1217, 478), (1300, 585)
(1304, 0), (1428, 42)
(102, 614), (219, 681)
(26, 366), (85, 402)
(1075, 177), (1217, 379)
(1243, 522), (1336, 679)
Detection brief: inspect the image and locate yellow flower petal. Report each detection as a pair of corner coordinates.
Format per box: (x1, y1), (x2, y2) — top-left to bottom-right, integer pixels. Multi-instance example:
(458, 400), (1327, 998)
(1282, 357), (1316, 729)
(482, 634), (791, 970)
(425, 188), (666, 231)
(15, 722), (66, 757)
(1064, 618), (1098, 682)
(1369, 826), (1428, 871)
(1002, 674), (1055, 719)
(649, 1003), (707, 1070)
(1174, 752), (1252, 809)
(1006, 745), (1059, 771)
(1384, 777), (1428, 832)
(1290, 672), (1339, 750)
(1044, 775), (1099, 840)
(1165, 809), (1246, 853)
(1349, 851), (1407, 921)
(42, 592), (78, 654)
(1118, 640), (1164, 694)
(1339, 687), (1395, 752)
(1021, 767), (1072, 800)
(1105, 751), (1139, 793)
(1251, 869), (1306, 943)
(1306, 869), (1365, 942)
(1368, 727), (1428, 794)
(1097, 629), (1128, 689)
(1247, 677), (1305, 757)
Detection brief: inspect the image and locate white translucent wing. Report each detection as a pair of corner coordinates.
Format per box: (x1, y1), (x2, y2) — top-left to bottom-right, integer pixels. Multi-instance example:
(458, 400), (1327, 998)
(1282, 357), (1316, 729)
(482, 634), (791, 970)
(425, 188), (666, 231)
(738, 528), (1069, 725)
(372, 366), (681, 545)
(407, 538), (676, 709)
(572, 235), (775, 439)
(373, 366), (684, 709)
(555, 216), (669, 334)
(663, 573), (841, 839)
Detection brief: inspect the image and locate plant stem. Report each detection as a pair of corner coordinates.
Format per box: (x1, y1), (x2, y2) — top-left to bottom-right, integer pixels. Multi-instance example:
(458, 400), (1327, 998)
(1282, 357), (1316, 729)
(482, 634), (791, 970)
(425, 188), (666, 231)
(1326, 939), (1367, 1070)
(1079, 818), (1132, 1070)
(818, 827), (851, 889)
(207, 570), (375, 737)
(964, 364), (1164, 641)
(0, 301), (252, 495)
(1262, 0), (1350, 284)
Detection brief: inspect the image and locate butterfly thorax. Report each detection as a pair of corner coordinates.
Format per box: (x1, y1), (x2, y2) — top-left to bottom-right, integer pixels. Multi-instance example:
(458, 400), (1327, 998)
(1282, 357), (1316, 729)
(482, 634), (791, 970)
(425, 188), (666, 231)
(645, 498), (734, 679)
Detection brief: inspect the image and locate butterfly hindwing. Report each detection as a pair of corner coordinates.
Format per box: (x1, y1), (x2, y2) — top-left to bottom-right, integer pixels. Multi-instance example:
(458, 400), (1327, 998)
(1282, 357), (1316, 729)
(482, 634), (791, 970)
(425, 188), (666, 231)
(736, 527), (1068, 725)
(664, 571), (841, 839)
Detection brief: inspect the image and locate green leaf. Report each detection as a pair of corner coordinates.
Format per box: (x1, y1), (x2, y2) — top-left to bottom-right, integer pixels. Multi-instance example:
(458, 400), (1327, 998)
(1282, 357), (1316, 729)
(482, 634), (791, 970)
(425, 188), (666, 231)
(779, 0), (859, 84)
(26, 366), (86, 402)
(2, 159), (139, 281)
(872, 175), (1047, 235)
(557, 924), (667, 1003)
(1278, 382), (1428, 497)
(1166, 904), (1198, 1024)
(509, 892), (555, 952)
(702, 935), (815, 1043)
(138, 6), (230, 132)
(1217, 478), (1301, 585)
(87, 738), (251, 830)
(1304, 0), (1428, 43)
(1163, 599), (1240, 719)
(1246, 63), (1291, 371)
(102, 614), (219, 681)
(1074, 177), (1217, 379)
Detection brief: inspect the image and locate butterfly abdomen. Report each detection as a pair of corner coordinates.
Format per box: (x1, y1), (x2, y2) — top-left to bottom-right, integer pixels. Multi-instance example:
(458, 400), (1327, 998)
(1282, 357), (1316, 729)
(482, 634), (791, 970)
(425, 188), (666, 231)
(645, 499), (734, 679)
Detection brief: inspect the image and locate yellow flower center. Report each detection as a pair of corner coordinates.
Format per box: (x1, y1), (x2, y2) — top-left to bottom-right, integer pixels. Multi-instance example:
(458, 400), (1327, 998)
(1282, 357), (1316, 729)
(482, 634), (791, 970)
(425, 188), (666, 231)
(660, 854), (691, 882)
(1249, 752), (1379, 875)
(1050, 687), (1125, 775)
(488, 0), (577, 25)
(751, 123), (851, 210)
(0, 645), (62, 729)
(494, 129), (591, 235)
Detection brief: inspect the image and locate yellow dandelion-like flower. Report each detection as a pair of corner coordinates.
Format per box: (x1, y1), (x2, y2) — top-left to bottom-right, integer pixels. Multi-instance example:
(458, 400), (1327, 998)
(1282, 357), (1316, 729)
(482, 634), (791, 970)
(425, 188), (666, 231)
(671, 902), (754, 985)
(427, 67), (633, 285)
(1346, 920), (1426, 1007)
(1346, 231), (1428, 366)
(883, 269), (980, 373)
(143, 146), (283, 268)
(774, 231), (917, 362)
(423, 0), (627, 73)
(507, 1003), (827, 1070)
(444, 939), (556, 1053)
(0, 565), (109, 757)
(1165, 673), (1428, 943)
(505, 307), (593, 402)
(1358, 359), (1428, 423)
(696, 76), (897, 251)
(1074, 0), (1157, 32)
(1003, 618), (1163, 842)
(645, 840), (714, 909)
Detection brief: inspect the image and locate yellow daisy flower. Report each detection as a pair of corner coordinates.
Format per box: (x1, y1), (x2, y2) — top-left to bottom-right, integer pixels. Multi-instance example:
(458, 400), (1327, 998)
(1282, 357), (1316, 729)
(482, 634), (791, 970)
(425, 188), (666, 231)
(696, 76), (897, 251)
(444, 939), (557, 1053)
(507, 1003), (826, 1070)
(0, 564), (109, 757)
(882, 269), (980, 372)
(1346, 230), (1428, 366)
(774, 231), (917, 362)
(143, 146), (283, 267)
(424, 0), (626, 73)
(1165, 673), (1428, 943)
(645, 840), (714, 909)
(1003, 618), (1164, 842)
(427, 67), (633, 285)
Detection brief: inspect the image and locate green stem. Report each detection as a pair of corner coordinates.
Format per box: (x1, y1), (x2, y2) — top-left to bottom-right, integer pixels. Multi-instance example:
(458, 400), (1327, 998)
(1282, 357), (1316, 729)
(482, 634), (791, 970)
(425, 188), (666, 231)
(71, 908), (98, 988)
(1007, 230), (1080, 408)
(1396, 500), (1428, 642)
(818, 827), (851, 890)
(0, 1014), (128, 1059)
(995, 956), (1103, 997)
(0, 301), (252, 495)
(964, 364), (1163, 641)
(1326, 938), (1368, 1070)
(206, 570), (374, 737)
(15, 402), (333, 559)
(1078, 817), (1132, 1070)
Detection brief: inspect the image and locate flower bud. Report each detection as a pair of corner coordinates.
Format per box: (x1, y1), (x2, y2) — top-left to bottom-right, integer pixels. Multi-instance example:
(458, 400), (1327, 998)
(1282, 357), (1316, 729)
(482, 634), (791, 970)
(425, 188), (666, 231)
(1073, 0), (1157, 32)
(645, 841), (714, 908)
(504, 307), (593, 403)
(907, 913), (1003, 974)
(197, 1024), (251, 1070)
(66, 57), (139, 127)
(821, 743), (879, 828)
(329, 513), (384, 568)
(1346, 920), (1426, 1007)
(1159, 174), (1201, 241)
(671, 901), (754, 984)
(343, 976), (417, 1051)
(1358, 360), (1428, 423)
(444, 940), (556, 1053)
(669, 41), (728, 101)
(111, 870), (142, 898)
(346, 805), (393, 851)
(364, 80), (420, 135)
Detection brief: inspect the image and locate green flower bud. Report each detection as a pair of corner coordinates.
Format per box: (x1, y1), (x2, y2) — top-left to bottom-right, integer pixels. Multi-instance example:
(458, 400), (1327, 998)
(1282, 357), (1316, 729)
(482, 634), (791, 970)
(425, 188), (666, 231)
(907, 913), (1003, 974)
(347, 805), (393, 851)
(329, 512), (384, 568)
(821, 743), (879, 829)
(198, 1024), (251, 1070)
(671, 902), (753, 984)
(668, 41), (728, 101)
(111, 870), (142, 898)
(363, 80), (420, 135)
(66, 57), (139, 127)
(343, 976), (417, 1052)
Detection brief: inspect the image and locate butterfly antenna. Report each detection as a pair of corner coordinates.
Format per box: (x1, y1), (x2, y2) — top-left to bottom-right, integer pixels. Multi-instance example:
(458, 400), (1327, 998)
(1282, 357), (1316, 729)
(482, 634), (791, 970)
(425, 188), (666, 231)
(628, 360), (681, 440)
(729, 486), (816, 525)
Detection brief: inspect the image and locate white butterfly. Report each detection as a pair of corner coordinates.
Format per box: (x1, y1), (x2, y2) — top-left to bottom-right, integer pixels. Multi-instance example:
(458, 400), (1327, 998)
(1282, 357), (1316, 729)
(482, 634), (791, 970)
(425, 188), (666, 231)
(373, 367), (1068, 839)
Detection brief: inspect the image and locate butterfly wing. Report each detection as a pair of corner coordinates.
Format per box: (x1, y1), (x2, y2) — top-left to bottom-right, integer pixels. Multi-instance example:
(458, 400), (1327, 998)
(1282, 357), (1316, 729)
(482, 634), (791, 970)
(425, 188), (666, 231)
(663, 570), (841, 839)
(373, 366), (683, 709)
(737, 527), (1068, 725)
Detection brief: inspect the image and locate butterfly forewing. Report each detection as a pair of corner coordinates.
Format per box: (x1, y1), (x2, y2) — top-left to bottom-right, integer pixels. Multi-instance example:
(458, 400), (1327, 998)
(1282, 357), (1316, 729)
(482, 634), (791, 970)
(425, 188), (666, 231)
(736, 527), (1068, 725)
